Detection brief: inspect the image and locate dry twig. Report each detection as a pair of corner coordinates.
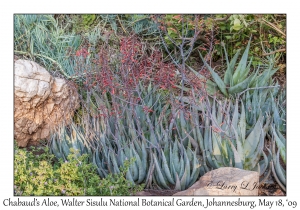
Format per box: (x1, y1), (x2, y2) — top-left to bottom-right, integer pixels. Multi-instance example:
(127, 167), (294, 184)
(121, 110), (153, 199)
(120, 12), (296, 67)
(262, 48), (286, 56)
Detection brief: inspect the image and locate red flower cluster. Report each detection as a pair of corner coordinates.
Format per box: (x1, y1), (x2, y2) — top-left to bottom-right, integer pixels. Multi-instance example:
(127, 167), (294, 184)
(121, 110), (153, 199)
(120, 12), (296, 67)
(142, 106), (154, 113)
(81, 36), (178, 102)
(75, 47), (89, 58)
(119, 36), (177, 90)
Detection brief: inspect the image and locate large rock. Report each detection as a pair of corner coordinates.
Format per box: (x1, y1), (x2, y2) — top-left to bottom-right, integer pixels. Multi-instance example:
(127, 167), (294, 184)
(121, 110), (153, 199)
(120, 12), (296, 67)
(14, 59), (79, 147)
(173, 167), (259, 196)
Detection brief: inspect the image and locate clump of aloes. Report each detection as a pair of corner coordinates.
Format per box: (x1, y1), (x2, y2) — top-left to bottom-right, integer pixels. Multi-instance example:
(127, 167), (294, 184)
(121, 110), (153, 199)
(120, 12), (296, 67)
(199, 97), (271, 179)
(189, 38), (278, 97)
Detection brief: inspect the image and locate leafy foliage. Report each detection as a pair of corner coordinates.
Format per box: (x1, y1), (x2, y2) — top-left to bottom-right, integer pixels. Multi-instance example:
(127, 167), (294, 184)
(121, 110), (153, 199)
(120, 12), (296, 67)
(82, 14), (96, 29)
(214, 14), (286, 67)
(14, 144), (142, 196)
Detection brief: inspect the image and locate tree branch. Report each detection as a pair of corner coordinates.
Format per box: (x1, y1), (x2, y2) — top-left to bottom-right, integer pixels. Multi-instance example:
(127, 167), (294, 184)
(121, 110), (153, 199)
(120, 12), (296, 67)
(262, 48), (286, 56)
(262, 18), (286, 37)
(214, 14), (231, 22)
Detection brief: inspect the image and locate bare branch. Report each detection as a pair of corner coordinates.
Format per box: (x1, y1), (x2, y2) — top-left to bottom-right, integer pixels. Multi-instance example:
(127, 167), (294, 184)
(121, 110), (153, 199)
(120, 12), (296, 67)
(197, 35), (210, 44)
(261, 18), (286, 37)
(262, 48), (286, 56)
(158, 30), (181, 68)
(214, 14), (231, 22)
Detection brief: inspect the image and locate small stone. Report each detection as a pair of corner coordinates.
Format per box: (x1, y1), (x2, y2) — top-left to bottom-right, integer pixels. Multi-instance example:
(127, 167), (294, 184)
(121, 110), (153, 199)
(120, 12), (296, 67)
(134, 191), (153, 196)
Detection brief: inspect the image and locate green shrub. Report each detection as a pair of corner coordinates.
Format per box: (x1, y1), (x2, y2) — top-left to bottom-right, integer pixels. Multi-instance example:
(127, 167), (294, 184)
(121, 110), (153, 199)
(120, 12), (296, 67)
(14, 145), (143, 196)
(97, 159), (144, 195)
(82, 14), (96, 29)
(214, 14), (286, 67)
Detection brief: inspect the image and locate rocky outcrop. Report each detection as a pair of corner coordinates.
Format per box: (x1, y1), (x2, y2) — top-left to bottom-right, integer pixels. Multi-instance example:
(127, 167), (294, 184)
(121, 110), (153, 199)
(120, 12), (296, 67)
(14, 59), (79, 147)
(173, 167), (259, 196)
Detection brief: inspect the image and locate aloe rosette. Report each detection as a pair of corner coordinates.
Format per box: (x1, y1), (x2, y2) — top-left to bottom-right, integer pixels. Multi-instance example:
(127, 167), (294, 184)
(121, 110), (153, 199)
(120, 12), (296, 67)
(266, 126), (286, 192)
(50, 124), (94, 162)
(194, 97), (271, 181)
(187, 38), (278, 97)
(146, 139), (200, 190)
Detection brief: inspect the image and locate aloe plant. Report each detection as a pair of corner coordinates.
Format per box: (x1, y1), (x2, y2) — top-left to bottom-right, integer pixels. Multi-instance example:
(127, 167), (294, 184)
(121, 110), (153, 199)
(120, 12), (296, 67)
(147, 139), (200, 190)
(272, 88), (286, 134)
(239, 84), (286, 139)
(50, 87), (287, 191)
(187, 38), (278, 97)
(49, 82), (206, 190)
(86, 83), (170, 184)
(267, 127), (286, 192)
(171, 92), (273, 180)
(49, 124), (94, 162)
(93, 139), (148, 184)
(50, 80), (286, 190)
(50, 116), (201, 190)
(243, 87), (275, 128)
(192, 97), (271, 180)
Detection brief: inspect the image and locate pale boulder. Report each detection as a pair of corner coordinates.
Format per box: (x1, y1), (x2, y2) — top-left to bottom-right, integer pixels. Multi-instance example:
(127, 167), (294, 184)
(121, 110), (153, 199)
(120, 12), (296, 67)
(14, 59), (79, 147)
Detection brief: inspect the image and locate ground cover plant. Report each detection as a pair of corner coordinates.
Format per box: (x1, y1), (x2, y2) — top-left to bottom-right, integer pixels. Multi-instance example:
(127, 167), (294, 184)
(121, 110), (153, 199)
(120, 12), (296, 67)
(14, 14), (286, 195)
(14, 143), (142, 196)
